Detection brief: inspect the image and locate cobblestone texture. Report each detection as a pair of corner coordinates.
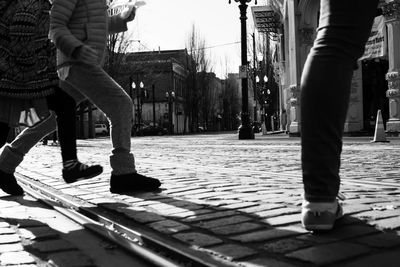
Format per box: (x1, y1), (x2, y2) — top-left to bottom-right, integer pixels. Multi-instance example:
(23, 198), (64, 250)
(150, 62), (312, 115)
(14, 133), (400, 266)
(0, 195), (94, 266)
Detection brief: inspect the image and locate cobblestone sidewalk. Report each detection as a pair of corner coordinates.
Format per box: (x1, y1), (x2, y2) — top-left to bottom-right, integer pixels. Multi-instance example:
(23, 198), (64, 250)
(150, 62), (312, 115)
(15, 133), (400, 266)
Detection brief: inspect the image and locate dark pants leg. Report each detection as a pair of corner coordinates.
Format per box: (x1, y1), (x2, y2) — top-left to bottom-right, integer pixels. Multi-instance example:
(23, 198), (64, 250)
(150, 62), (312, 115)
(0, 122), (10, 147)
(301, 0), (379, 202)
(47, 87), (77, 162)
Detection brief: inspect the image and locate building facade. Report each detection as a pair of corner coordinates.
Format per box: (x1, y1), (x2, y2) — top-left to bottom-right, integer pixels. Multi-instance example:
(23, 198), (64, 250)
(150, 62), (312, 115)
(221, 73), (243, 131)
(121, 49), (192, 134)
(253, 0), (400, 136)
(92, 48), (241, 135)
(197, 72), (225, 131)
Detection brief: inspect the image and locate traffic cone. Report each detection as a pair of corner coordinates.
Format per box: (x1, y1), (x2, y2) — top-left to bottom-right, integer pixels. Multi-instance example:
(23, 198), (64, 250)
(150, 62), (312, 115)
(371, 110), (389, 143)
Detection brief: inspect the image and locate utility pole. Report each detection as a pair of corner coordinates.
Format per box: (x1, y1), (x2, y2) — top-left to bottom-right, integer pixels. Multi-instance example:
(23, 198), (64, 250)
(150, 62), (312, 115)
(252, 32), (257, 122)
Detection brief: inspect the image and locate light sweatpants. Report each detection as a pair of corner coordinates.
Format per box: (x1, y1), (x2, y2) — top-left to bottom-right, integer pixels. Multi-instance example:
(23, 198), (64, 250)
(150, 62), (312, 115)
(0, 112), (56, 173)
(60, 63), (136, 175)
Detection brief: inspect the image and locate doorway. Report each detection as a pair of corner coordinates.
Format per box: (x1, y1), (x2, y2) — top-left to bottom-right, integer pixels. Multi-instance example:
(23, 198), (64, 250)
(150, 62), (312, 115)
(362, 58), (389, 134)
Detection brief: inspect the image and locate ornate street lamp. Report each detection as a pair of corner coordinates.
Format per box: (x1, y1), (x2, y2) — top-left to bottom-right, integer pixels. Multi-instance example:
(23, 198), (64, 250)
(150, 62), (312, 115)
(132, 80), (145, 132)
(229, 0), (256, 139)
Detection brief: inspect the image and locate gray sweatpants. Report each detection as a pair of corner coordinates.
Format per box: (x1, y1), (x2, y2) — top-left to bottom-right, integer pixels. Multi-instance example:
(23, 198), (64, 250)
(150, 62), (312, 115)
(60, 63), (136, 175)
(0, 112), (57, 173)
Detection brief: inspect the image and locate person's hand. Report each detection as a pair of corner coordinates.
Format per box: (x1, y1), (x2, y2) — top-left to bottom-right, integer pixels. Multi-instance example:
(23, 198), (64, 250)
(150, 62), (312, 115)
(72, 45), (98, 65)
(120, 3), (136, 22)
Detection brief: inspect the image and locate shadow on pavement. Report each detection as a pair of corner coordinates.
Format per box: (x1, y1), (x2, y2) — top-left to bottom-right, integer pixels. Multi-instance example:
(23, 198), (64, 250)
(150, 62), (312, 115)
(0, 195), (149, 267)
(91, 190), (400, 266)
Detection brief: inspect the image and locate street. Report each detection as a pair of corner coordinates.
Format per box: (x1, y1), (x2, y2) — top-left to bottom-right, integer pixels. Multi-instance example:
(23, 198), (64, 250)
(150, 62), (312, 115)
(11, 132), (400, 266)
(0, 192), (154, 267)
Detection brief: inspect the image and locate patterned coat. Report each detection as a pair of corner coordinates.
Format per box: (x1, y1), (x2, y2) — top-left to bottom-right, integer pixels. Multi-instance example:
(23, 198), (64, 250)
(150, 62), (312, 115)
(0, 0), (58, 99)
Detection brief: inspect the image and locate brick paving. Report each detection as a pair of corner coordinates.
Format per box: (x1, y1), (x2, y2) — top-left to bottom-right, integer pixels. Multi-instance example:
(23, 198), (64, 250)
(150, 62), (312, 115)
(0, 196), (96, 267)
(12, 133), (400, 266)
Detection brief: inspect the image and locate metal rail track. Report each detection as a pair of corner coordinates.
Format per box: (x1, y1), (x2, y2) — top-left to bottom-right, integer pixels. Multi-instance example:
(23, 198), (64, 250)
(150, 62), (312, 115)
(15, 173), (237, 267)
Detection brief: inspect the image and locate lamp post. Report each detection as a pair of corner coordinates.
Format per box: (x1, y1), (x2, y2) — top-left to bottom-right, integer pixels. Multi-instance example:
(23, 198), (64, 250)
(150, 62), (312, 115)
(260, 75), (269, 131)
(252, 32), (257, 123)
(132, 80), (145, 132)
(229, 0), (256, 139)
(165, 91), (175, 134)
(255, 52), (264, 125)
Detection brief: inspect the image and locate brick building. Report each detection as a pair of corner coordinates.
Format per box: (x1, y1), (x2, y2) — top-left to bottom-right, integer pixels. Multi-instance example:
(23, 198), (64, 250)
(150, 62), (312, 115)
(110, 49), (193, 134)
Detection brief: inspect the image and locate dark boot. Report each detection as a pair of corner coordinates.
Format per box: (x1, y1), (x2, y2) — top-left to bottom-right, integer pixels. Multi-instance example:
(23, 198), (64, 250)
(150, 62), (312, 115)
(110, 172), (161, 193)
(0, 169), (24, 196)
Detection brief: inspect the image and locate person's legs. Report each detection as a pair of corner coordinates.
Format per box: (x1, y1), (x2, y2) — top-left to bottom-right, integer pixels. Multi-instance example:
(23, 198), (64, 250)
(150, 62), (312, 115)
(0, 113), (57, 195)
(0, 122), (24, 195)
(61, 64), (160, 192)
(61, 65), (135, 174)
(300, 0), (378, 230)
(0, 113), (57, 173)
(47, 87), (78, 161)
(0, 86), (103, 196)
(47, 87), (103, 183)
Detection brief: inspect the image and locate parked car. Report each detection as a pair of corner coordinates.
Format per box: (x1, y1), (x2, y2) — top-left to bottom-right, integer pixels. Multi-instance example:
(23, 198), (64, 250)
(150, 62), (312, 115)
(136, 124), (168, 136)
(95, 124), (108, 135)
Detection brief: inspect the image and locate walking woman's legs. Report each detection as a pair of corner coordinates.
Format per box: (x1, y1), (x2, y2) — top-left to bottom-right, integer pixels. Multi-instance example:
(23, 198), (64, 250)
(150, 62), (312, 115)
(61, 65), (135, 175)
(300, 0), (379, 230)
(60, 64), (161, 193)
(47, 87), (103, 183)
(47, 87), (77, 162)
(0, 114), (56, 196)
(0, 113), (57, 174)
(301, 0), (379, 202)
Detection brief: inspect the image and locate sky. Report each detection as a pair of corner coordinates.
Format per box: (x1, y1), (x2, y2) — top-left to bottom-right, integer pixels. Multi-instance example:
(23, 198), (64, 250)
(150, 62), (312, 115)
(126, 0), (257, 79)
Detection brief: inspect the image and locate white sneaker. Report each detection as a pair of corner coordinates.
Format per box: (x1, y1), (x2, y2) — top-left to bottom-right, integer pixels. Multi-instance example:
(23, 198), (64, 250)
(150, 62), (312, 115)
(301, 199), (343, 231)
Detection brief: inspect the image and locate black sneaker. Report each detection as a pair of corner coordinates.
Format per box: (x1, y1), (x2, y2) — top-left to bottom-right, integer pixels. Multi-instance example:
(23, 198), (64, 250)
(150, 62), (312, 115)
(0, 169), (24, 196)
(62, 162), (103, 184)
(110, 172), (161, 193)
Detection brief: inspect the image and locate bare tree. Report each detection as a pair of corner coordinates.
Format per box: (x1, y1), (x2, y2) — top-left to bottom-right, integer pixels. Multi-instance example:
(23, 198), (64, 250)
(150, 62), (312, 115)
(185, 23), (213, 131)
(220, 55), (241, 131)
(104, 31), (134, 78)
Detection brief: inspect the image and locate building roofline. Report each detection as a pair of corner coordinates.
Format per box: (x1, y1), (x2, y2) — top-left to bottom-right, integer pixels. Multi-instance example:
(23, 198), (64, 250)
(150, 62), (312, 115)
(127, 48), (188, 56)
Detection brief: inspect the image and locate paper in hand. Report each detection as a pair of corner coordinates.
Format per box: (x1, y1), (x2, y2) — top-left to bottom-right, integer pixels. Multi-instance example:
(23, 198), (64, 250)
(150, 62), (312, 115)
(134, 1), (146, 9)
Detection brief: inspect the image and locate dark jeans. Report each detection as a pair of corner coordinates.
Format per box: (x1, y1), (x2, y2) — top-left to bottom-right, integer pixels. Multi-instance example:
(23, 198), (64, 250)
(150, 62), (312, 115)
(0, 87), (77, 162)
(47, 87), (77, 161)
(301, 0), (379, 202)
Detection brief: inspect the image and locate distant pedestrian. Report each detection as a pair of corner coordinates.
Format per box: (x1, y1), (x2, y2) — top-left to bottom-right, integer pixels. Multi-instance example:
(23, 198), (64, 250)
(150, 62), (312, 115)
(0, 0), (103, 196)
(49, 0), (161, 193)
(300, 0), (379, 231)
